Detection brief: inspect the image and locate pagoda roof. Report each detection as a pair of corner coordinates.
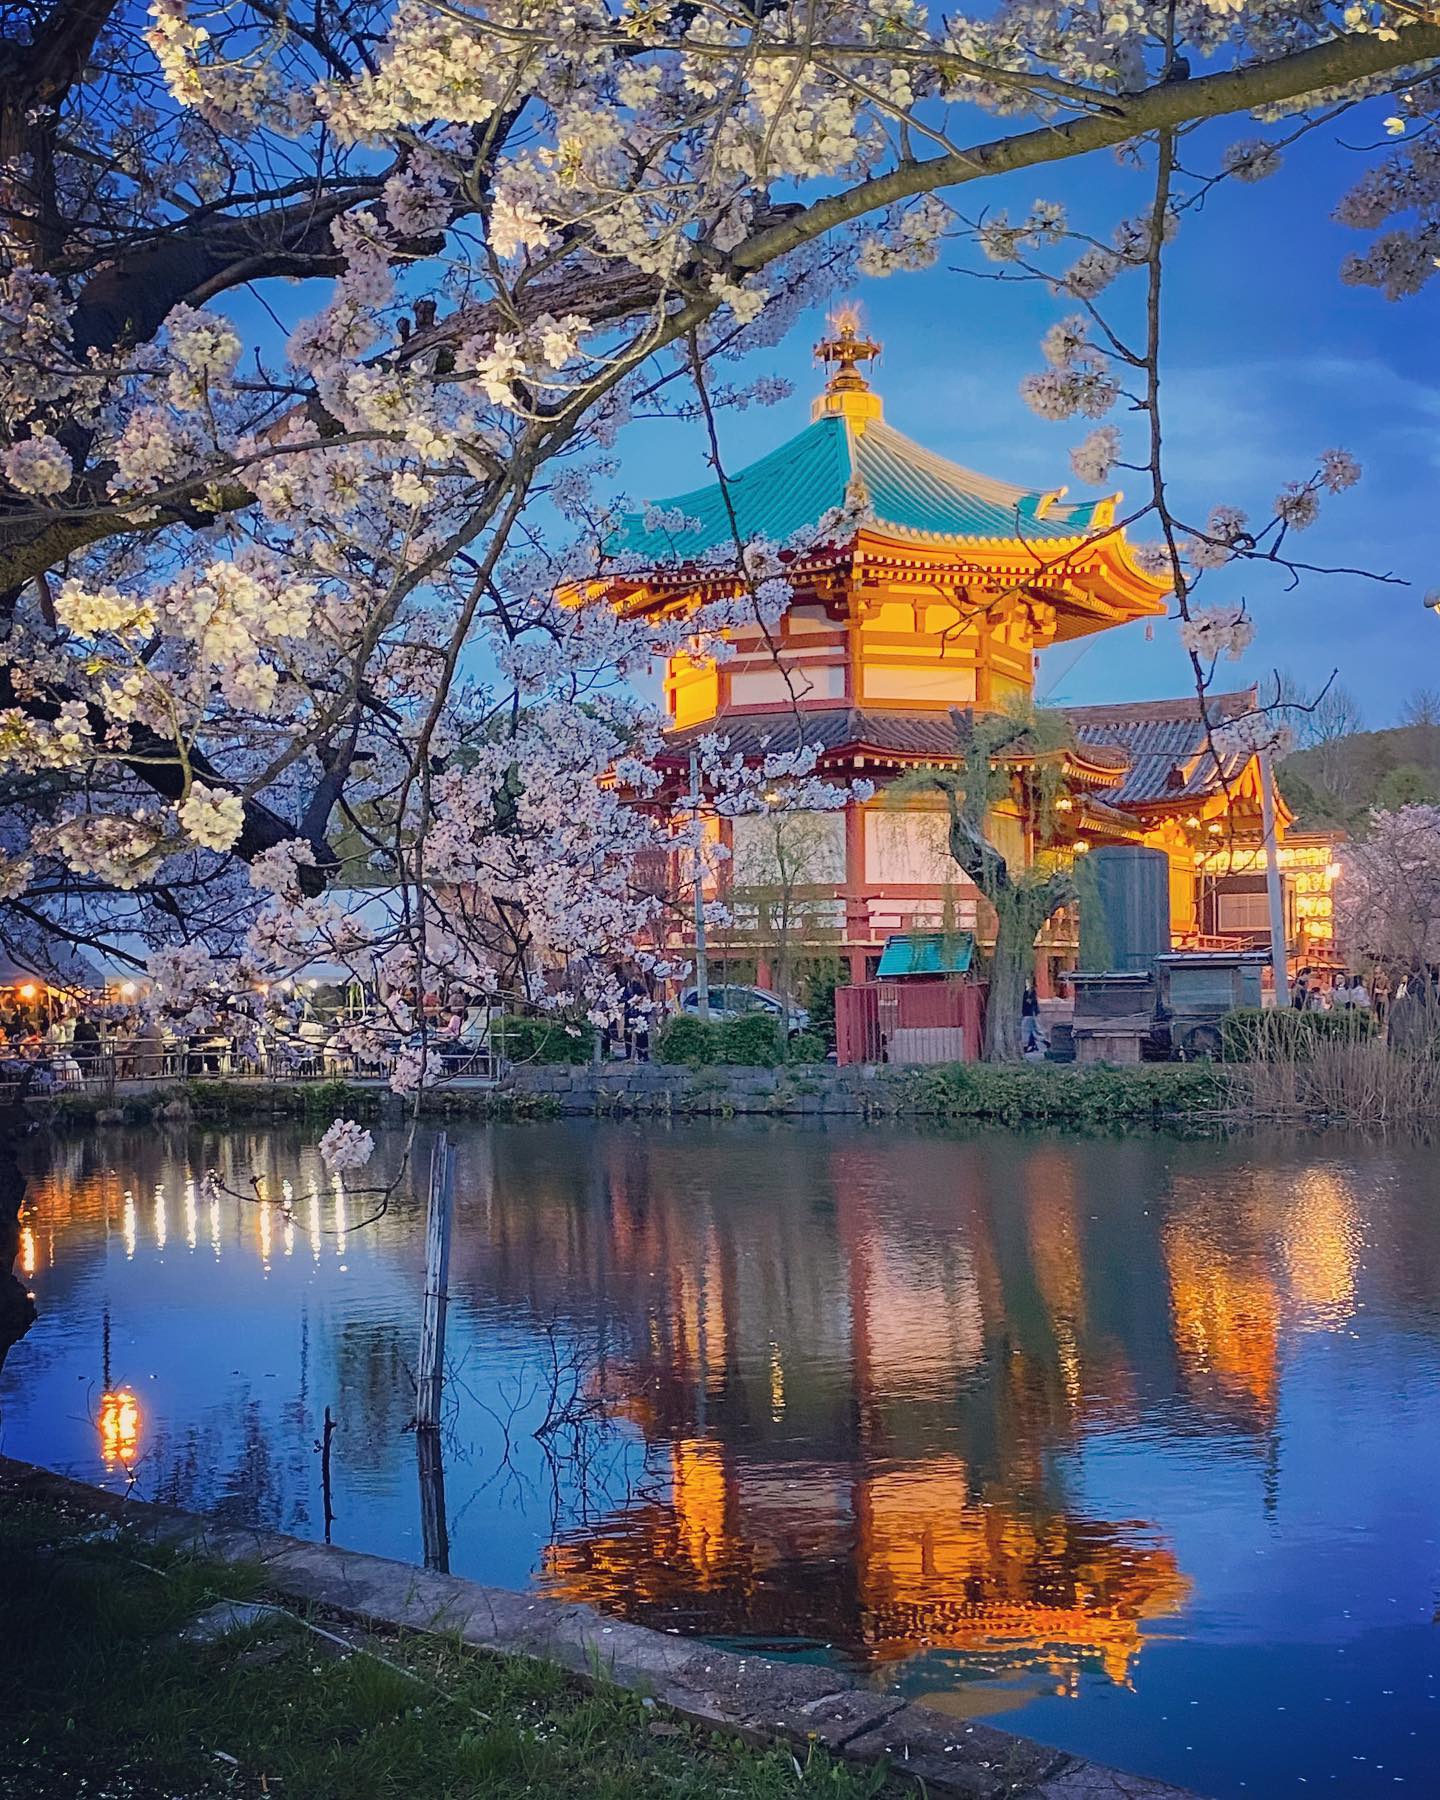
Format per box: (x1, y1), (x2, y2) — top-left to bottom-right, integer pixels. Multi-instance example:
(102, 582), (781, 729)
(1066, 690), (1258, 810)
(612, 411), (1118, 566)
(657, 694), (1273, 824)
(660, 706), (1128, 783)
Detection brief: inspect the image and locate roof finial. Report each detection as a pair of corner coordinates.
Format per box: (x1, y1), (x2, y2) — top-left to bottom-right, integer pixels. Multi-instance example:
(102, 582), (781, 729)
(813, 302), (883, 424)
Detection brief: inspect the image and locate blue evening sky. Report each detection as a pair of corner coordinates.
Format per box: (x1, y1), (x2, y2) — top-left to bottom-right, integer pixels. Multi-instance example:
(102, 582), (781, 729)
(609, 111), (1438, 727)
(222, 97), (1435, 727)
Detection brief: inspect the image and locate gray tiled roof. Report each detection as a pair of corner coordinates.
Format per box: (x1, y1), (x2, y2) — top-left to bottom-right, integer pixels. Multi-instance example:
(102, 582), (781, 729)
(662, 708), (969, 762)
(1065, 690), (1256, 808)
(661, 691), (1259, 819)
(662, 706), (1132, 775)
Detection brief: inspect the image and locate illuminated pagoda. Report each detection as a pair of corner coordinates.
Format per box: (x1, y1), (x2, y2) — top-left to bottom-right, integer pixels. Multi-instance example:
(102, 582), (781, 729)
(609, 311), (1334, 986)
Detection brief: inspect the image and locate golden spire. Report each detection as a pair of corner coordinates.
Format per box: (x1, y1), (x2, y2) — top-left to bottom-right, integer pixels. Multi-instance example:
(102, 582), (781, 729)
(813, 303), (883, 424)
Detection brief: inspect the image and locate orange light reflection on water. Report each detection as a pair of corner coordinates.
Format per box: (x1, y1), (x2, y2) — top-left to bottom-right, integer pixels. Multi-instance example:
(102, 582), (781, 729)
(98, 1389), (142, 1467)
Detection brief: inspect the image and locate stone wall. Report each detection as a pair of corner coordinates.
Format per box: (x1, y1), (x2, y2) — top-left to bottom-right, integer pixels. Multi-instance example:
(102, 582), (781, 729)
(501, 1061), (917, 1116)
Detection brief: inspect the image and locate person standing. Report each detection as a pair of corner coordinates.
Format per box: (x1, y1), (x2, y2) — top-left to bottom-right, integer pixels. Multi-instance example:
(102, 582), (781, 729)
(1021, 983), (1046, 1054)
(71, 1014), (101, 1076)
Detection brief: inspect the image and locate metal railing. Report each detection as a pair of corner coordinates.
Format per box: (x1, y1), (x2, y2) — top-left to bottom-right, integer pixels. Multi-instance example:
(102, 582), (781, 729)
(1, 1033), (501, 1098)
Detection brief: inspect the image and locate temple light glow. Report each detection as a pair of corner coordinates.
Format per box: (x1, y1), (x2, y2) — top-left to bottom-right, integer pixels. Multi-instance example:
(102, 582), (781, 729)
(98, 1388), (141, 1467)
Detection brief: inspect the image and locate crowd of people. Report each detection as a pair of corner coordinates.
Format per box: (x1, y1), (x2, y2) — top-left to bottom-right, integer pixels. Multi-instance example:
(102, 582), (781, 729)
(0, 988), (330, 1091)
(0, 980), (505, 1094)
(1290, 969), (1377, 1015)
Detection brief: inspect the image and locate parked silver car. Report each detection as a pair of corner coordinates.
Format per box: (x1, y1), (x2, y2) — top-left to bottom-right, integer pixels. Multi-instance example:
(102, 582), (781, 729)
(676, 983), (810, 1033)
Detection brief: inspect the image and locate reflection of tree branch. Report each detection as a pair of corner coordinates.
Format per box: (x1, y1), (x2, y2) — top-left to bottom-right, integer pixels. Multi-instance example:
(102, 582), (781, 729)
(0, 1106), (38, 1381)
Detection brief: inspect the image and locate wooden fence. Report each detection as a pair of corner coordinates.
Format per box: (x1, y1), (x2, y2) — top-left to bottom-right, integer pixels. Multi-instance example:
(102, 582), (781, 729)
(835, 981), (986, 1066)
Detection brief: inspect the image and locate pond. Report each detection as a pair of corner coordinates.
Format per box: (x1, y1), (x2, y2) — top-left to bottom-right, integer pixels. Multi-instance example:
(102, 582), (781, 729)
(5, 1119), (1439, 1797)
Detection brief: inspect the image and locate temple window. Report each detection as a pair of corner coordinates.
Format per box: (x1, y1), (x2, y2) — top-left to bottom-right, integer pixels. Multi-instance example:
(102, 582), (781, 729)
(731, 664), (845, 706)
(861, 663), (977, 706)
(864, 807), (960, 887)
(729, 809), (848, 887)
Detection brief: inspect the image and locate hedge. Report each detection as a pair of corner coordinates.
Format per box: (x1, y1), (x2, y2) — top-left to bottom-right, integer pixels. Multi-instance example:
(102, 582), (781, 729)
(652, 1013), (827, 1068)
(1220, 1006), (1377, 1062)
(887, 1060), (1231, 1125)
(490, 1016), (595, 1064)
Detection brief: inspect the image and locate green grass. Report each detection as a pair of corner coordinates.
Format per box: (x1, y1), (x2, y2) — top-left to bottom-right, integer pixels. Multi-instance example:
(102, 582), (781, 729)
(870, 1059), (1232, 1126)
(0, 1498), (898, 1800)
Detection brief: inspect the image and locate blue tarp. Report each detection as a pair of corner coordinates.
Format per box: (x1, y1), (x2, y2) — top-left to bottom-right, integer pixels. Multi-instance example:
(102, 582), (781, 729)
(876, 932), (975, 978)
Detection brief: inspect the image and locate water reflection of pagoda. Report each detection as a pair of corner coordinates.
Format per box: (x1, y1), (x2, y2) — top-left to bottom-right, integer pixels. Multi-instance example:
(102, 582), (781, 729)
(513, 1132), (1200, 1688)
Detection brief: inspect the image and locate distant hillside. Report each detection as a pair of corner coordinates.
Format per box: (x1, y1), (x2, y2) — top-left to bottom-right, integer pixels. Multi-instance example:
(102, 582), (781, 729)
(1279, 719), (1440, 829)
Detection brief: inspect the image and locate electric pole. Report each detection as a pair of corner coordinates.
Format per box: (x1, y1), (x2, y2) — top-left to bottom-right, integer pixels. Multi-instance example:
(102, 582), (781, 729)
(689, 747), (710, 1020)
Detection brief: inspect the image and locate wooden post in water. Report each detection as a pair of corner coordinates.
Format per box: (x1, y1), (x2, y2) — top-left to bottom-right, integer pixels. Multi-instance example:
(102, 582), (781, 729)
(321, 1405), (336, 1544)
(417, 1426), (450, 1572)
(416, 1132), (455, 1431)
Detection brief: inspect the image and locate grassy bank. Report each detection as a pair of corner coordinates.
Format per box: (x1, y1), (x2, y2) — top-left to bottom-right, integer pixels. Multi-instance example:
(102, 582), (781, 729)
(871, 1061), (1231, 1126)
(0, 1492), (894, 1800)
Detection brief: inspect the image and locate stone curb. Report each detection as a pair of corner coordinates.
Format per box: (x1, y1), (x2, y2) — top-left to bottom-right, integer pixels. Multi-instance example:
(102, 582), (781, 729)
(1, 1456), (1200, 1800)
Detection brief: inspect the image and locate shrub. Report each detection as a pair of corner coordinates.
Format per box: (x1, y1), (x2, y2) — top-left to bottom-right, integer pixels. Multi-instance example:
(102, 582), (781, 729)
(717, 1013), (785, 1066)
(653, 1014), (722, 1065)
(653, 1012), (816, 1067)
(1221, 1006), (1376, 1062)
(890, 1061), (1231, 1126)
(801, 960), (846, 1052)
(490, 1015), (594, 1065)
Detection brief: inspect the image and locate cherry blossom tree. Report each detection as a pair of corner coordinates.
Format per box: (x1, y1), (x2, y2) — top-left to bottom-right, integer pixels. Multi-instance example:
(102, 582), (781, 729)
(1336, 804), (1440, 973)
(0, 0), (1435, 1063)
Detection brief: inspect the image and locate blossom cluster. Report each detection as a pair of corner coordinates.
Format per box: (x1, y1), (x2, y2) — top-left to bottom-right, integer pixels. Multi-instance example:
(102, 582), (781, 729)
(1179, 605), (1254, 663)
(318, 1119), (376, 1172)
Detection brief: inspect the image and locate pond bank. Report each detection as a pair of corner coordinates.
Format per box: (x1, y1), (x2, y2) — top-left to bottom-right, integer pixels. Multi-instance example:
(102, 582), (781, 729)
(34, 1059), (1234, 1130)
(0, 1455), (1198, 1800)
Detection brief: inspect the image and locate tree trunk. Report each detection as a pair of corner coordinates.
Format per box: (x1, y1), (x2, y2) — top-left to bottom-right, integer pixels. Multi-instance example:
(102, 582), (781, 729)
(983, 905), (1031, 1062)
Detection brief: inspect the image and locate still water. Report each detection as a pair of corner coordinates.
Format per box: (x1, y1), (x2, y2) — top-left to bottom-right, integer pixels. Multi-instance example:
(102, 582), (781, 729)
(5, 1121), (1439, 1796)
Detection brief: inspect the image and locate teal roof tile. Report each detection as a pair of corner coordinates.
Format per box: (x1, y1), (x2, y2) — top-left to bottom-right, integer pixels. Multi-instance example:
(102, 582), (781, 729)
(611, 411), (1106, 567)
(876, 930), (976, 978)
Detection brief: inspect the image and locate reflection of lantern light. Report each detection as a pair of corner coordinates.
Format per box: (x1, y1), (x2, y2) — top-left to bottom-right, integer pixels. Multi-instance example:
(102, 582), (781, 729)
(99, 1389), (142, 1466)
(20, 1225), (36, 1278)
